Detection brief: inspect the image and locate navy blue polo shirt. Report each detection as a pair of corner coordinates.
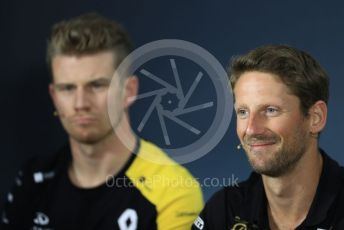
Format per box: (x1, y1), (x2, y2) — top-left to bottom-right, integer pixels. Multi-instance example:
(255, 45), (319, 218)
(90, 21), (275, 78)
(193, 150), (344, 230)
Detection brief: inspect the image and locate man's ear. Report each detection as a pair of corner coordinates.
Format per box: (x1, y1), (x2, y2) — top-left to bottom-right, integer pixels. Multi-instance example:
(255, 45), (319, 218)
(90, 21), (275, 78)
(308, 100), (327, 135)
(49, 83), (57, 106)
(123, 75), (138, 108)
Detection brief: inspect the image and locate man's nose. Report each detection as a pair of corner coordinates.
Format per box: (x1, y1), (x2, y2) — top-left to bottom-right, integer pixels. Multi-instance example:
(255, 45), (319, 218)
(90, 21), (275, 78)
(74, 88), (91, 111)
(245, 113), (266, 136)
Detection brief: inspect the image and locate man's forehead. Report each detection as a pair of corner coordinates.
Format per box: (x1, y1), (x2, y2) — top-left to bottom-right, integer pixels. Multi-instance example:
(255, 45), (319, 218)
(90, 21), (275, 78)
(51, 52), (115, 71)
(234, 71), (292, 93)
(233, 92), (300, 113)
(51, 52), (116, 84)
(52, 51), (115, 62)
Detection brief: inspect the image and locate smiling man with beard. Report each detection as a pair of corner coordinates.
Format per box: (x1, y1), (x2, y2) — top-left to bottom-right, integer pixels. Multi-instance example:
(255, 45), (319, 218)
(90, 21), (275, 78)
(1, 13), (203, 230)
(193, 45), (344, 230)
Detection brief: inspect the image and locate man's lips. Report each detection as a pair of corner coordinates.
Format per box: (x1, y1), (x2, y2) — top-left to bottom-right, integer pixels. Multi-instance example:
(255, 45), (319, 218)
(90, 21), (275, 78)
(72, 116), (96, 125)
(247, 142), (277, 149)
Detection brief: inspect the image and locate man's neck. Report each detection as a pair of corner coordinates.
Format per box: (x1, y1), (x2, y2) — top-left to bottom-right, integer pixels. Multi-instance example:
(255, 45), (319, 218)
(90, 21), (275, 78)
(68, 131), (136, 189)
(263, 145), (323, 230)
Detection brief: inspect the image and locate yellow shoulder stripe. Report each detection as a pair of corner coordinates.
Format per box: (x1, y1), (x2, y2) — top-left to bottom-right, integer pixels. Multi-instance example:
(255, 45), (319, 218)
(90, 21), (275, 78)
(126, 139), (204, 229)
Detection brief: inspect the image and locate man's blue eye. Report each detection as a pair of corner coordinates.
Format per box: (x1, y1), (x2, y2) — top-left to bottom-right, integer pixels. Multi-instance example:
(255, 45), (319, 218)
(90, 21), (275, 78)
(91, 82), (109, 89)
(237, 109), (248, 118)
(266, 107), (279, 115)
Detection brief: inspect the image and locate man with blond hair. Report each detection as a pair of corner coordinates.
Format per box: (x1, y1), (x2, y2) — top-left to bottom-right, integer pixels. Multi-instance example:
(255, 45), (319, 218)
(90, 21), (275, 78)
(1, 13), (203, 230)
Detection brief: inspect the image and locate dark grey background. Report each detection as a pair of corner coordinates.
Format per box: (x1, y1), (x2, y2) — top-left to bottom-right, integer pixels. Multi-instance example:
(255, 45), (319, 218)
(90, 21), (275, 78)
(1, 0), (344, 208)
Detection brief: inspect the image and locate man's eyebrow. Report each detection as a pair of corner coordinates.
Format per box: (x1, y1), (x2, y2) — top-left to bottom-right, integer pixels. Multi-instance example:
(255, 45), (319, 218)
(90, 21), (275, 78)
(234, 102), (247, 108)
(53, 82), (74, 89)
(53, 77), (111, 86)
(87, 77), (111, 84)
(234, 102), (287, 111)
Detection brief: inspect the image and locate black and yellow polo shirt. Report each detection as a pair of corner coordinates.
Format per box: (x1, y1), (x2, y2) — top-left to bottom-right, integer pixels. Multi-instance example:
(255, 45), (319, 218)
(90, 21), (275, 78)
(193, 150), (344, 230)
(1, 139), (203, 229)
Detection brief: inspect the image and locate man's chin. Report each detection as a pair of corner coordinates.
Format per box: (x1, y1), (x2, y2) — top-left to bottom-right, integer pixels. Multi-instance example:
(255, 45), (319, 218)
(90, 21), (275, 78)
(250, 163), (281, 177)
(250, 158), (294, 178)
(69, 130), (105, 144)
(248, 156), (278, 176)
(69, 127), (114, 144)
(71, 135), (101, 144)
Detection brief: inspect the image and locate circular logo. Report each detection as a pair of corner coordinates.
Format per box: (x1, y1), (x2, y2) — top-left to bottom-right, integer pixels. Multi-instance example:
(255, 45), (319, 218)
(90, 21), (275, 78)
(231, 223), (247, 230)
(108, 39), (233, 164)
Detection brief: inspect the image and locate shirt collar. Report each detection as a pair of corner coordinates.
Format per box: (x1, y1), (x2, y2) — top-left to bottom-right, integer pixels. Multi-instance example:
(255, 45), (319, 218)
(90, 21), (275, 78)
(239, 172), (269, 228)
(301, 150), (344, 227)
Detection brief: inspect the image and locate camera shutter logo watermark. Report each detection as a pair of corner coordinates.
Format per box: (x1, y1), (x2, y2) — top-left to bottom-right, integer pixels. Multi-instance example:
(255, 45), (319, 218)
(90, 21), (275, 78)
(108, 39), (233, 164)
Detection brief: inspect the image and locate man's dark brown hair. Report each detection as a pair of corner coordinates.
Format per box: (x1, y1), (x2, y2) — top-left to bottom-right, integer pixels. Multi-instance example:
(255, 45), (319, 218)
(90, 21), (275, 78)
(229, 45), (329, 116)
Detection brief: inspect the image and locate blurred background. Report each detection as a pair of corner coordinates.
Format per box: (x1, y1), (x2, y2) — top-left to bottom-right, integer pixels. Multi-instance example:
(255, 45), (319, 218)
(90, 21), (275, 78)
(1, 0), (344, 208)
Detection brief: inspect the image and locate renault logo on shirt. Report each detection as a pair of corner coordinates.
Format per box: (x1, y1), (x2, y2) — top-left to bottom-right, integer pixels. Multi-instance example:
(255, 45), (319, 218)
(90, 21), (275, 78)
(33, 212), (49, 226)
(194, 216), (204, 229)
